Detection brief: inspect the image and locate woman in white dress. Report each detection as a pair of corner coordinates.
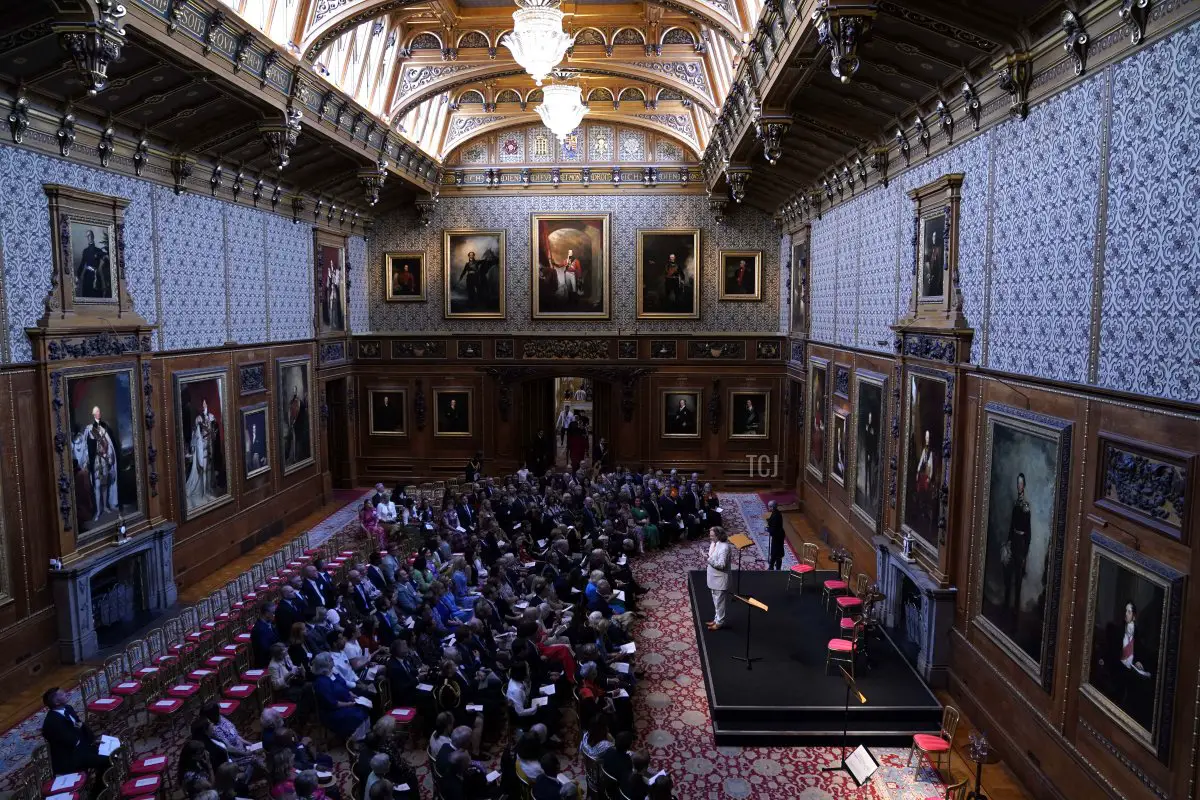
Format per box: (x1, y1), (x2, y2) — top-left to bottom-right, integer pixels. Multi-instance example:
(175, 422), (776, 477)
(185, 400), (216, 506)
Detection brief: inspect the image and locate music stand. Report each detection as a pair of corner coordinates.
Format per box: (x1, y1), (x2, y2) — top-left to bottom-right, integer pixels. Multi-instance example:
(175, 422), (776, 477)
(821, 666), (878, 785)
(727, 533), (754, 595)
(731, 595), (767, 670)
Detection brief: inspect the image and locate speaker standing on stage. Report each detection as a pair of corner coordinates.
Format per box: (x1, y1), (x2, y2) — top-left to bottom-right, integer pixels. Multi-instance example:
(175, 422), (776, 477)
(706, 527), (732, 631)
(766, 501), (785, 570)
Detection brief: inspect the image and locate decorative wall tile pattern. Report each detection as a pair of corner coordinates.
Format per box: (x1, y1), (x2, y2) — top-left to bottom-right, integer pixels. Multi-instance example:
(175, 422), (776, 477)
(834, 203), (857, 349)
(1099, 29), (1200, 403)
(497, 131), (525, 163)
(856, 184), (905, 353)
(989, 79), (1101, 383)
(154, 186), (227, 351)
(809, 211), (836, 344)
(526, 126), (555, 163)
(618, 129), (647, 161)
(347, 234), (369, 334)
(778, 231), (791, 334)
(266, 213), (314, 342)
(225, 204), (268, 345)
(368, 194), (779, 334)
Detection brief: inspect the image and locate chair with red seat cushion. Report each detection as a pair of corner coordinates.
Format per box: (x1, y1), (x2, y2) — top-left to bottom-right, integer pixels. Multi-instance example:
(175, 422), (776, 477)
(909, 705), (961, 775)
(821, 556), (854, 612)
(80, 669), (124, 730)
(836, 573), (870, 622)
(786, 543), (820, 592)
(825, 621), (865, 680)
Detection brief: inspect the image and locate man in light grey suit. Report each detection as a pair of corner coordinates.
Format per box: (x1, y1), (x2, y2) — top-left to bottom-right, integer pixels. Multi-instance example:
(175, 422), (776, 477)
(706, 527), (733, 630)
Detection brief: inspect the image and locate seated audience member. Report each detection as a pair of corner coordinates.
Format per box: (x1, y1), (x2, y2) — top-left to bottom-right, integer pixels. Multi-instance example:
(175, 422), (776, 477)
(268, 641), (307, 702)
(364, 753), (390, 800)
(440, 750), (470, 800)
(434, 725), (473, 776)
(293, 769), (335, 800)
(428, 711), (455, 759)
(178, 739), (215, 796)
(369, 779), (395, 800)
(623, 750), (652, 800)
(40, 687), (109, 775)
(601, 731), (635, 788)
(533, 753), (568, 800)
(579, 714), (613, 760)
(367, 553), (390, 593)
(647, 772), (675, 800)
(514, 730), (545, 781)
(252, 602), (280, 667)
(311, 652), (370, 741)
(376, 491), (399, 526)
(202, 700), (264, 773)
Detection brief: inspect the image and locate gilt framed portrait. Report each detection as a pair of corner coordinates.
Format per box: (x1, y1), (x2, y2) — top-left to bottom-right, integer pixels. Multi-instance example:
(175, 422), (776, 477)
(434, 389), (472, 436)
(807, 358), (829, 481)
(637, 229), (700, 319)
(730, 390), (769, 439)
(276, 356), (314, 475)
(662, 390), (700, 439)
(315, 236), (347, 335)
(384, 252), (426, 302)
(61, 365), (144, 544)
(241, 402), (270, 480)
(69, 221), (116, 303)
(973, 403), (1072, 690)
(719, 250), (762, 301)
(173, 368), (233, 521)
(831, 412), (848, 486)
(917, 209), (947, 301)
(531, 213), (611, 319)
(369, 389), (407, 436)
(1081, 531), (1184, 763)
(1095, 433), (1192, 543)
(790, 238), (808, 334)
(444, 230), (505, 319)
(901, 368), (950, 551)
(851, 370), (887, 532)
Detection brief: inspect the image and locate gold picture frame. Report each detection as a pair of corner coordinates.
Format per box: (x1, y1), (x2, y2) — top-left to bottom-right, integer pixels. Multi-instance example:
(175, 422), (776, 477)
(718, 250), (762, 301)
(444, 230), (506, 319)
(661, 389), (701, 439)
(729, 389), (770, 439)
(384, 252), (426, 302)
(314, 232), (347, 336)
(531, 213), (611, 320)
(173, 367), (234, 522)
(368, 389), (407, 436)
(240, 402), (271, 481)
(636, 229), (701, 319)
(433, 388), (473, 436)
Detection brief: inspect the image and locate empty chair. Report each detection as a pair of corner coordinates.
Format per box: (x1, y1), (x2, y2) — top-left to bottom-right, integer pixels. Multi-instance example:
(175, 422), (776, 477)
(821, 556), (853, 612)
(786, 542), (819, 592)
(909, 705), (961, 776)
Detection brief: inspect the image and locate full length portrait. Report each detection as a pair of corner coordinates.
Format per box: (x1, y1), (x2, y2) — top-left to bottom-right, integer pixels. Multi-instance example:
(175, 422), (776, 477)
(277, 357), (313, 473)
(730, 390), (769, 439)
(241, 403), (270, 480)
(851, 372), (886, 530)
(975, 404), (1071, 687)
(317, 242), (346, 334)
(807, 360), (828, 479)
(70, 221), (115, 302)
(662, 390), (700, 438)
(637, 230), (700, 319)
(66, 368), (142, 541)
(532, 214), (610, 319)
(174, 369), (232, 520)
(444, 230), (505, 319)
(901, 371), (947, 549)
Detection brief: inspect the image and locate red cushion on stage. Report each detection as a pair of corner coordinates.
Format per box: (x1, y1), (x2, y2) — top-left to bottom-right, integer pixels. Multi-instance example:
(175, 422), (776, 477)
(827, 639), (854, 652)
(823, 580), (848, 590)
(839, 617), (856, 629)
(913, 734), (951, 752)
(790, 564), (814, 574)
(836, 596), (863, 608)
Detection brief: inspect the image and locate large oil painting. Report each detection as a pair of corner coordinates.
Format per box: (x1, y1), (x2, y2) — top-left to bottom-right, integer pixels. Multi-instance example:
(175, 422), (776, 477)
(901, 369), (948, 550)
(974, 403), (1072, 689)
(435, 389), (472, 436)
(384, 252), (426, 302)
(807, 359), (828, 480)
(851, 371), (886, 531)
(1082, 532), (1183, 763)
(719, 250), (762, 301)
(174, 368), (233, 521)
(790, 239), (807, 334)
(917, 210), (946, 301)
(65, 366), (142, 541)
(636, 229), (700, 319)
(444, 230), (505, 318)
(662, 390), (700, 438)
(317, 242), (346, 334)
(70, 220), (115, 302)
(730, 390), (769, 439)
(532, 214), (610, 319)
(369, 389), (407, 436)
(277, 357), (313, 474)
(241, 403), (270, 480)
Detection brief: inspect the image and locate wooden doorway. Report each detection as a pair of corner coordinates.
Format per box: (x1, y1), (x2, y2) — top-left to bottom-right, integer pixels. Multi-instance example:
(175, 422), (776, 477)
(325, 377), (351, 488)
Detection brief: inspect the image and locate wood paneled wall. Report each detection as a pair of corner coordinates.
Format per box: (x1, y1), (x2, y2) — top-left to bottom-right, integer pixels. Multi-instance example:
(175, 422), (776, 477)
(797, 341), (1200, 800)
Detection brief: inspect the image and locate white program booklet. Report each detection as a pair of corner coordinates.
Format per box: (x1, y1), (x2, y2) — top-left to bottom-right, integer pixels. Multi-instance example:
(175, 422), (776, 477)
(611, 662), (631, 674)
(354, 696), (373, 708)
(539, 684), (556, 696)
(619, 642), (636, 654)
(98, 735), (120, 757)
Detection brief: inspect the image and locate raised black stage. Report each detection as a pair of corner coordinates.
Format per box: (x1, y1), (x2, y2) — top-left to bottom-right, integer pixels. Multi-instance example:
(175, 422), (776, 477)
(688, 569), (943, 746)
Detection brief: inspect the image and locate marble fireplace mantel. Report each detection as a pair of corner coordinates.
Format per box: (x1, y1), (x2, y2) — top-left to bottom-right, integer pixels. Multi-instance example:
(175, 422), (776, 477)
(874, 535), (957, 687)
(49, 522), (178, 664)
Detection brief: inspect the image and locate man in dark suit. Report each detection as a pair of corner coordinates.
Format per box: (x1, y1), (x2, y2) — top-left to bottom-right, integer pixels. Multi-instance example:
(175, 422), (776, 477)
(251, 602), (279, 668)
(601, 731), (635, 787)
(349, 571), (373, 616)
(41, 687), (109, 775)
(533, 753), (566, 800)
(767, 500), (786, 570)
(301, 564), (330, 610)
(274, 587), (307, 639)
(366, 553), (390, 593)
(592, 437), (610, 471)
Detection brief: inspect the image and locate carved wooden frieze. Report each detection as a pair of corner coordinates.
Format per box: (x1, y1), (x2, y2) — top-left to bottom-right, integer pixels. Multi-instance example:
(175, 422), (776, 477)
(47, 332), (152, 361)
(521, 339), (611, 360)
(495, 339), (514, 359)
(357, 340), (382, 360)
(688, 340), (746, 360)
(618, 340), (638, 360)
(392, 340), (446, 359)
(756, 339), (781, 360)
(319, 340), (347, 365)
(650, 340), (677, 359)
(239, 361), (266, 395)
(457, 341), (483, 359)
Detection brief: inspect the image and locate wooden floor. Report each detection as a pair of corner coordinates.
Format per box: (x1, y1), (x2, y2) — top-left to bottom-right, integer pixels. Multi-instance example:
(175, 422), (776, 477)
(781, 510), (1034, 800)
(0, 497), (350, 736)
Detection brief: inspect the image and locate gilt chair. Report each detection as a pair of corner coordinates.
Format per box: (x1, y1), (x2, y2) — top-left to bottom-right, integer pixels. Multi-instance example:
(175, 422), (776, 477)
(821, 556), (853, 612)
(786, 542), (819, 592)
(909, 705), (961, 776)
(825, 620), (865, 680)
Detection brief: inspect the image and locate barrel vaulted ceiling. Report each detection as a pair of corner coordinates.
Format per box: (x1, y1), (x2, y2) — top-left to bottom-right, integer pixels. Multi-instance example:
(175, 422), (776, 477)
(219, 0), (756, 160)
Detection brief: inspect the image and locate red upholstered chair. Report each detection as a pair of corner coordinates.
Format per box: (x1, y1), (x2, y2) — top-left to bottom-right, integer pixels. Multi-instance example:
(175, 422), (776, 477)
(836, 573), (870, 622)
(822, 556), (853, 612)
(909, 705), (961, 776)
(825, 620), (864, 680)
(80, 668), (124, 731)
(786, 542), (819, 592)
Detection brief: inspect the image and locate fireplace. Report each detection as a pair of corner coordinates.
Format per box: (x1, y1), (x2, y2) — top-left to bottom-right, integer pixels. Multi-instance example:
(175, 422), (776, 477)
(874, 535), (956, 687)
(49, 523), (178, 663)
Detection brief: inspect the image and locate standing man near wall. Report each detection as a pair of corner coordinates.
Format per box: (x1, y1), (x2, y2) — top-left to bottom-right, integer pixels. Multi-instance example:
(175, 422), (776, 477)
(766, 501), (785, 570)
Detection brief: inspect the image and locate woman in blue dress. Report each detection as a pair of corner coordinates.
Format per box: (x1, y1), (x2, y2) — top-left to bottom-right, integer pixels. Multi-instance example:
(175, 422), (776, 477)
(310, 652), (369, 742)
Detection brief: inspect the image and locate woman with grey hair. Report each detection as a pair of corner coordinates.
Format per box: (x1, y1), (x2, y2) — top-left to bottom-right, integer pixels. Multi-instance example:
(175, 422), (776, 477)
(259, 706), (285, 750)
(311, 651), (369, 741)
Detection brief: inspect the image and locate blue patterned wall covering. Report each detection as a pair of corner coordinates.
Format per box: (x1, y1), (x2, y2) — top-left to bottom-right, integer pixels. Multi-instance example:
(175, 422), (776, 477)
(778, 231), (791, 334)
(266, 213), (314, 342)
(1099, 28), (1200, 402)
(368, 194), (781, 333)
(0, 146), (155, 362)
(0, 143), (316, 361)
(225, 204), (268, 346)
(154, 186), (228, 352)
(988, 79), (1101, 383)
(348, 234), (369, 334)
(794, 19), (1200, 403)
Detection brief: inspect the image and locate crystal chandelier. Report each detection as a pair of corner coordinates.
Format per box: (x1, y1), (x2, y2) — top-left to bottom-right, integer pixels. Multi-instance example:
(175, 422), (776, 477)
(500, 0), (575, 85)
(536, 81), (588, 141)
